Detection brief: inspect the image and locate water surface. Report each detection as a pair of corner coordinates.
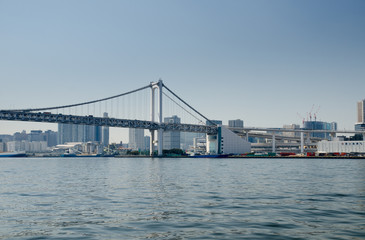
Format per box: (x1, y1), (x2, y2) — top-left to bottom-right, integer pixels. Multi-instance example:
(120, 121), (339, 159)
(1, 157), (364, 239)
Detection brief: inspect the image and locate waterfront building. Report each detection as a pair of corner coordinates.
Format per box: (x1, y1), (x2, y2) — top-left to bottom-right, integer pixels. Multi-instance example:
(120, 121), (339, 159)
(6, 140), (48, 153)
(193, 137), (206, 154)
(317, 140), (365, 154)
(228, 119), (244, 128)
(163, 115), (181, 150)
(128, 128), (145, 151)
(355, 123), (365, 131)
(303, 121), (337, 139)
(207, 126), (251, 155)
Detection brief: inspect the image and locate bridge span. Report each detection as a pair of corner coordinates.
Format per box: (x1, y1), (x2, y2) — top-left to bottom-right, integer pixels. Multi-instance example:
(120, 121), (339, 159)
(1, 80), (364, 156)
(0, 110), (217, 134)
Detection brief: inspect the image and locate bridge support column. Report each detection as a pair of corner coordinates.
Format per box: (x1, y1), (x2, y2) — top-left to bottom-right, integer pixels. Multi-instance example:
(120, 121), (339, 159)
(158, 80), (163, 156)
(150, 130), (155, 156)
(150, 81), (156, 156)
(246, 131), (249, 141)
(151, 80), (164, 156)
(272, 133), (276, 153)
(300, 132), (304, 154)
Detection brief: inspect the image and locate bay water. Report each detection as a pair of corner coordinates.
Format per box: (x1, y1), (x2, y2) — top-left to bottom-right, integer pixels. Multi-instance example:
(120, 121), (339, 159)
(1, 157), (364, 239)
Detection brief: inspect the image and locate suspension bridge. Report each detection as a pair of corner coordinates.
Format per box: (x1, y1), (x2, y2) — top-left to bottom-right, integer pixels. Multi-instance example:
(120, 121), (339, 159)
(1, 80), (365, 156)
(0, 80), (217, 156)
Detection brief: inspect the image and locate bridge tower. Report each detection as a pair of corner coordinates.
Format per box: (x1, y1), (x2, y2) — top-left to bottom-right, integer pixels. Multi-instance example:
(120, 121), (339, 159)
(150, 80), (164, 156)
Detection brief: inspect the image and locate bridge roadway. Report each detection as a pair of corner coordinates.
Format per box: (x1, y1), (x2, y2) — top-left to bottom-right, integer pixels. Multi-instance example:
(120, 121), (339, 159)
(0, 110), (218, 134)
(229, 127), (365, 135)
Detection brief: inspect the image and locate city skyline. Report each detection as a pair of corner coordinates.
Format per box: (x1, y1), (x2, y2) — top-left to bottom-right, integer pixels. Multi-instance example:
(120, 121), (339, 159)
(1, 0), (364, 143)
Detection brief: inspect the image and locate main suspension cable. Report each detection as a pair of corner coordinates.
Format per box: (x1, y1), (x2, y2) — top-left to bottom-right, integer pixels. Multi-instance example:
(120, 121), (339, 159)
(7, 84), (152, 112)
(162, 83), (217, 126)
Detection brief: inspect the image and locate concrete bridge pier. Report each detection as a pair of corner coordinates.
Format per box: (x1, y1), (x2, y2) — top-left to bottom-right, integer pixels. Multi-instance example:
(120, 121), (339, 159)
(150, 79), (164, 156)
(150, 130), (155, 156)
(272, 133), (276, 153)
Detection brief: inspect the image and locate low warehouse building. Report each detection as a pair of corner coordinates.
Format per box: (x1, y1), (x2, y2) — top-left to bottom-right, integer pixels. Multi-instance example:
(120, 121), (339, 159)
(317, 140), (365, 153)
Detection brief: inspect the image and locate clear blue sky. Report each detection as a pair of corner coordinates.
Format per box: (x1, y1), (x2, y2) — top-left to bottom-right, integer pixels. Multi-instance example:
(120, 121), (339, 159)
(1, 0), (364, 143)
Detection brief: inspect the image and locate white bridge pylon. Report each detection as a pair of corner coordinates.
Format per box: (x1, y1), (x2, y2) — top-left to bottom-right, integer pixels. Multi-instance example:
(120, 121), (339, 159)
(150, 80), (164, 156)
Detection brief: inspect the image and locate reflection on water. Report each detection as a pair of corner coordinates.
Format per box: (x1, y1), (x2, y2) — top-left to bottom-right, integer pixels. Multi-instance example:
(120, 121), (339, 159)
(0, 157), (364, 239)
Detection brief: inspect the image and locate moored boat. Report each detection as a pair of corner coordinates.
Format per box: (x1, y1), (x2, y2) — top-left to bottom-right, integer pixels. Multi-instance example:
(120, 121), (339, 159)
(189, 154), (230, 158)
(0, 152), (27, 157)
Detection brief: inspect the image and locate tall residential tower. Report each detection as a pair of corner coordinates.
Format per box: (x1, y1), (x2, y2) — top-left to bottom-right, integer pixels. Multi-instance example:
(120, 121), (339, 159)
(355, 99), (365, 131)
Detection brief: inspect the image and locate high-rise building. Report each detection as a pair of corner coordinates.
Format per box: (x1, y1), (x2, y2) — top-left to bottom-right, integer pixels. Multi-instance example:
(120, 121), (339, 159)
(355, 99), (365, 133)
(282, 124), (301, 138)
(29, 130), (44, 142)
(144, 136), (150, 152)
(357, 99), (365, 123)
(228, 119), (244, 128)
(163, 115), (181, 150)
(303, 121), (337, 139)
(58, 124), (102, 144)
(44, 130), (58, 147)
(129, 128), (145, 150)
(102, 112), (109, 147)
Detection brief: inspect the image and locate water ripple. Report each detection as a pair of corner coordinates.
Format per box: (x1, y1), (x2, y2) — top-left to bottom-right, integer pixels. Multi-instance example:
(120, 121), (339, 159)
(0, 157), (364, 239)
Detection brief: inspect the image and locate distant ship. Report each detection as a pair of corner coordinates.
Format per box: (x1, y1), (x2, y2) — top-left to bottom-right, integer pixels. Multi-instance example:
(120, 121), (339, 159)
(189, 154), (230, 158)
(0, 152), (27, 157)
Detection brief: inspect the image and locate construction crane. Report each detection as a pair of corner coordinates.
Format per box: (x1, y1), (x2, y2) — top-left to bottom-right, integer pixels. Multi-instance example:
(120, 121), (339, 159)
(314, 105), (320, 122)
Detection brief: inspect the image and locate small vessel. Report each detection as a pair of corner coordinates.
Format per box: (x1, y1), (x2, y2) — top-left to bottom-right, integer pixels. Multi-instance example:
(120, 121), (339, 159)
(0, 152), (27, 157)
(60, 153), (77, 157)
(189, 154), (230, 158)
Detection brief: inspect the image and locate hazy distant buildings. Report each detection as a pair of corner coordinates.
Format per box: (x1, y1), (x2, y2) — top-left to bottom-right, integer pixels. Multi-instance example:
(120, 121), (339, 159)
(7, 140), (48, 153)
(163, 115), (181, 149)
(228, 119), (244, 128)
(282, 124), (301, 138)
(180, 132), (205, 150)
(0, 140), (6, 152)
(58, 124), (102, 144)
(58, 113), (109, 146)
(44, 130), (58, 147)
(129, 128), (145, 150)
(14, 131), (28, 141)
(144, 136), (150, 152)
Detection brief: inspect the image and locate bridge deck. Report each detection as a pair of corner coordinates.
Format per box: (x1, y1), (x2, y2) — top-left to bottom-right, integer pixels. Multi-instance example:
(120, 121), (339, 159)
(0, 110), (218, 134)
